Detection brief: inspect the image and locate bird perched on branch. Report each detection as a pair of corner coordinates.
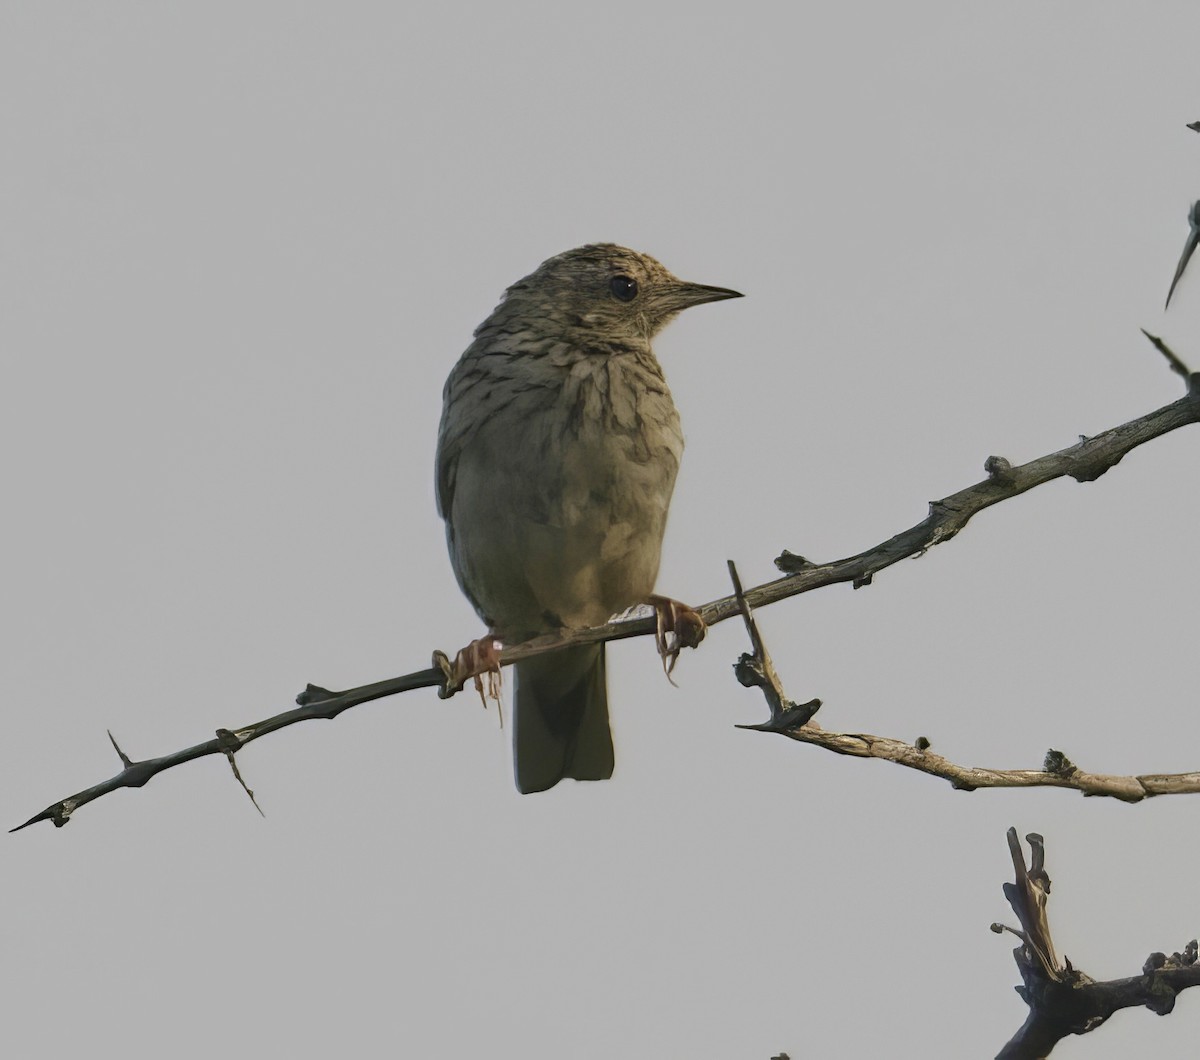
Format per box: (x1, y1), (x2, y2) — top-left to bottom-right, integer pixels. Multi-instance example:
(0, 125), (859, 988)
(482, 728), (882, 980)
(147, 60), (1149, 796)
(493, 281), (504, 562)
(436, 244), (741, 793)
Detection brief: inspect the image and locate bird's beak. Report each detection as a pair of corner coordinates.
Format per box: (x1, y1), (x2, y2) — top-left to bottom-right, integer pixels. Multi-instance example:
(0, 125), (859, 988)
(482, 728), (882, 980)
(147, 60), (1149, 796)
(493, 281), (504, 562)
(660, 281), (744, 313)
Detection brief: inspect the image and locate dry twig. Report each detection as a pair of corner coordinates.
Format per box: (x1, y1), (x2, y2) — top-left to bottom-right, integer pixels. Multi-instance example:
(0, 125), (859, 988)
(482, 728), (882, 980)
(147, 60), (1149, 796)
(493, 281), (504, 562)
(993, 829), (1199, 1058)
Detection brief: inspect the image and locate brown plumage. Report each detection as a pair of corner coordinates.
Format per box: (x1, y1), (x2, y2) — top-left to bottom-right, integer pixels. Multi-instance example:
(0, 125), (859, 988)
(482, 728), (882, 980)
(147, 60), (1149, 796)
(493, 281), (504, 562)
(436, 244), (741, 792)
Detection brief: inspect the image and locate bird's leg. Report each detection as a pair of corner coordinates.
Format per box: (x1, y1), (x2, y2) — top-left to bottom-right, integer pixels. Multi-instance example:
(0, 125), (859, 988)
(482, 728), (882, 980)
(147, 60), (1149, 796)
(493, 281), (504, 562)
(436, 636), (505, 723)
(647, 594), (706, 684)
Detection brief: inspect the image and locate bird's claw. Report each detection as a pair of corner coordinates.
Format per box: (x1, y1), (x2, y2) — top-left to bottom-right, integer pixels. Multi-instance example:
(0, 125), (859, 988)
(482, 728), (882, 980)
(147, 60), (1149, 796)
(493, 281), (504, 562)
(434, 637), (505, 725)
(648, 594), (706, 685)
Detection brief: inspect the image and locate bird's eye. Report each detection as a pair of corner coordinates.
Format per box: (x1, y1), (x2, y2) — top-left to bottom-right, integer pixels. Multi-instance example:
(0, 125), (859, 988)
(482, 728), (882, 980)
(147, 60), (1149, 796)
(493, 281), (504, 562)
(609, 275), (638, 302)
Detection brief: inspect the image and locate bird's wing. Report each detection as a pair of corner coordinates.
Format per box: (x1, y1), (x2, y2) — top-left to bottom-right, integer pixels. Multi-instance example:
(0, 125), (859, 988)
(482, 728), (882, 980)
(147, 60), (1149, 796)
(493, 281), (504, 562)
(435, 358), (475, 521)
(435, 344), (514, 520)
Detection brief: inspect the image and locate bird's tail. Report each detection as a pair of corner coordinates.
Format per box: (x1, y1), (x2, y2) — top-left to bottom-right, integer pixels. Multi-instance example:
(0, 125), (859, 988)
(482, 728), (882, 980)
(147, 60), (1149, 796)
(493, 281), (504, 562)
(513, 643), (612, 794)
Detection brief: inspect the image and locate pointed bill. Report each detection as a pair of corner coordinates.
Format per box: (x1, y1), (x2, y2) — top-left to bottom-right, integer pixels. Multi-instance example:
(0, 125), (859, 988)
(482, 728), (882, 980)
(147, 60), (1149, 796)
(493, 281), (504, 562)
(657, 280), (744, 315)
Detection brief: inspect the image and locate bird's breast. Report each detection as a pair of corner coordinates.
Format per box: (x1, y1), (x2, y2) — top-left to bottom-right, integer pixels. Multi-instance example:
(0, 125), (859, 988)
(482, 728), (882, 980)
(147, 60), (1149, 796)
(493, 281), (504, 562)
(446, 346), (684, 634)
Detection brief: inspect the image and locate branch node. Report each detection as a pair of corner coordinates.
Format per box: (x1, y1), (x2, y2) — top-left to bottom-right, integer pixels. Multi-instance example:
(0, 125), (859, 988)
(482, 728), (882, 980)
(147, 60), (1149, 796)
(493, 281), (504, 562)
(1065, 438), (1120, 483)
(1043, 749), (1077, 778)
(215, 728), (243, 753)
(1143, 976), (1178, 1016)
(914, 735), (931, 751)
(925, 500), (965, 545)
(985, 455), (1015, 484)
(773, 549), (812, 574)
(296, 683), (336, 706)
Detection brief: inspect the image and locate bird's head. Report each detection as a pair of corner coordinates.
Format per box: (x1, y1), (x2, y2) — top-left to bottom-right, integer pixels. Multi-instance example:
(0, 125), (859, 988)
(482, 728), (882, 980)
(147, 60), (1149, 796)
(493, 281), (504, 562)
(493, 243), (742, 347)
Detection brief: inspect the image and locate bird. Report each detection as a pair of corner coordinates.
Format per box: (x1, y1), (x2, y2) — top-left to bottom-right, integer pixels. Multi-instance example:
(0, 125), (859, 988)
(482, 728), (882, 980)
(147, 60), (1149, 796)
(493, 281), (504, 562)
(435, 244), (742, 793)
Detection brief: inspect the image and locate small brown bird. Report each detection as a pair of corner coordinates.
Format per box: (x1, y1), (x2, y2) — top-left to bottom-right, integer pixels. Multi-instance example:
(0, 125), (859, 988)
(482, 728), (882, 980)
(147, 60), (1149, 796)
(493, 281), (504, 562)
(436, 244), (741, 792)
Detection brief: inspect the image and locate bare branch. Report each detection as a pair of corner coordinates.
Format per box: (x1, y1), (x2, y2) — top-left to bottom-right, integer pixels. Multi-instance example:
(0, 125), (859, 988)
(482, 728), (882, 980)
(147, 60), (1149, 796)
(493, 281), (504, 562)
(11, 668), (443, 831)
(750, 727), (1200, 802)
(15, 357), (1199, 830)
(728, 560), (820, 730)
(728, 578), (1200, 801)
(770, 353), (1196, 593)
(994, 829), (1200, 1058)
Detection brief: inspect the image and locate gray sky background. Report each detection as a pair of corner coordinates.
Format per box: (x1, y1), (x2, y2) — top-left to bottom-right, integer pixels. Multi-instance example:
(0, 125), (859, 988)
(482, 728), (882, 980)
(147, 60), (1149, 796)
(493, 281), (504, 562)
(4, 4), (1200, 1057)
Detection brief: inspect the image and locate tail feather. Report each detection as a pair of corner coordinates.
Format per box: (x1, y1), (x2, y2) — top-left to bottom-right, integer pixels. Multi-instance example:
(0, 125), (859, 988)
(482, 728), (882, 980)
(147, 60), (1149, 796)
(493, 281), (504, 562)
(513, 643), (612, 794)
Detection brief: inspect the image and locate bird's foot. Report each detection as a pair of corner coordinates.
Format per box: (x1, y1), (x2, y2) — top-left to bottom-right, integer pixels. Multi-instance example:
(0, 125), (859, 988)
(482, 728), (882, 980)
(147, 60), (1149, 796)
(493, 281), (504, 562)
(434, 636), (505, 724)
(647, 595), (706, 684)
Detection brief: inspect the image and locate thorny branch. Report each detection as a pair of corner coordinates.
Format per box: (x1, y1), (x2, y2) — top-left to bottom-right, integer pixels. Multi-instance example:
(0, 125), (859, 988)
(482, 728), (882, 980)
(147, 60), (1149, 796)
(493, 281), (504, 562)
(13, 337), (1199, 831)
(993, 829), (1199, 1059)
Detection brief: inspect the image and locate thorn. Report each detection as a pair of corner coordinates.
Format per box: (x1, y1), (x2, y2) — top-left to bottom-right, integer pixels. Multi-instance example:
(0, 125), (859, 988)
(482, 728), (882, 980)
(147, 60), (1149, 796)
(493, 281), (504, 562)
(107, 730), (134, 769)
(1139, 328), (1193, 382)
(1164, 200), (1200, 309)
(216, 729), (265, 818)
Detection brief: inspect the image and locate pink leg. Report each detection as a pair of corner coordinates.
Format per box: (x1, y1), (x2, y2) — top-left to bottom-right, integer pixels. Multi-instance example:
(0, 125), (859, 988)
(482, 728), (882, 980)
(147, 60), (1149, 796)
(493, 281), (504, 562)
(647, 594), (707, 682)
(437, 636), (505, 723)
